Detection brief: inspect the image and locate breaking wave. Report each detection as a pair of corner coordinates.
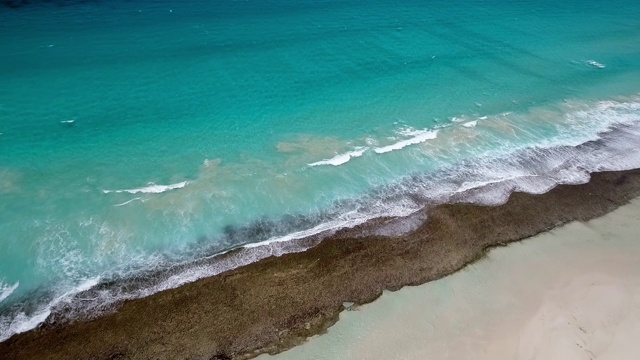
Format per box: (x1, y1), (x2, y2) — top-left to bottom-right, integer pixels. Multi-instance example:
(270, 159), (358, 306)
(308, 147), (368, 166)
(374, 128), (439, 154)
(103, 181), (188, 194)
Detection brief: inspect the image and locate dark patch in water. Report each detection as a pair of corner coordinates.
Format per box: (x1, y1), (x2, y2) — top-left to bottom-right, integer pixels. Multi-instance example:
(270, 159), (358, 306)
(2, 0), (27, 8)
(1, 0), (96, 9)
(221, 213), (320, 245)
(0, 285), (56, 318)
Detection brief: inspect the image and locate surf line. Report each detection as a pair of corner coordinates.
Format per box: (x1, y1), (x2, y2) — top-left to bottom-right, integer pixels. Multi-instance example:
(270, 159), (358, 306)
(103, 181), (189, 195)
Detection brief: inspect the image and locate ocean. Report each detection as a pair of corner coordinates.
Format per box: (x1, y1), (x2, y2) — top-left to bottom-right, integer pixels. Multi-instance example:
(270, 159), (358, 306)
(1, 0), (639, 341)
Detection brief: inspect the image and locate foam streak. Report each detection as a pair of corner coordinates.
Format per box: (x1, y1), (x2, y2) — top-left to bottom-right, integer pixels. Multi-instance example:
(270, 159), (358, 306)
(308, 147), (368, 166)
(103, 181), (188, 194)
(374, 129), (439, 154)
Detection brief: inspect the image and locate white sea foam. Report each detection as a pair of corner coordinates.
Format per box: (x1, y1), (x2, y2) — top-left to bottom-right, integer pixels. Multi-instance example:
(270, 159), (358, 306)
(374, 129), (439, 154)
(103, 181), (188, 194)
(308, 147), (368, 166)
(586, 60), (605, 69)
(462, 120), (478, 128)
(0, 281), (18, 303)
(245, 218), (365, 248)
(458, 175), (536, 193)
(364, 137), (378, 146)
(243, 197), (424, 250)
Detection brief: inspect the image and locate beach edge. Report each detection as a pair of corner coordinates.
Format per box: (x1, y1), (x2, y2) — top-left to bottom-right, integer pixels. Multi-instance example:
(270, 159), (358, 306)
(3, 168), (640, 360)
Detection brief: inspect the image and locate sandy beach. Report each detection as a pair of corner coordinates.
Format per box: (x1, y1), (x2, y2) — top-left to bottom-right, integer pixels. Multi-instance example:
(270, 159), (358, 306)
(2, 169), (640, 360)
(263, 196), (640, 360)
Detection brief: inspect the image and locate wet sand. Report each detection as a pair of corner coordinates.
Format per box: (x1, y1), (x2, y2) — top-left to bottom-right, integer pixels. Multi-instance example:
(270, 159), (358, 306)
(264, 195), (640, 360)
(2, 169), (640, 360)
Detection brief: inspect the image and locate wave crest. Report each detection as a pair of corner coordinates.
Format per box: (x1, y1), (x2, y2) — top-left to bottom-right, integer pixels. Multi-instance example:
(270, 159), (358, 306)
(308, 147), (368, 167)
(374, 129), (439, 154)
(103, 181), (188, 194)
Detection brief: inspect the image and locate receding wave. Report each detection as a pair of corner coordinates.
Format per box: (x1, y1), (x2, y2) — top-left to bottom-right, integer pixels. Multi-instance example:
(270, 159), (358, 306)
(2, 95), (640, 343)
(0, 282), (18, 304)
(0, 277), (98, 342)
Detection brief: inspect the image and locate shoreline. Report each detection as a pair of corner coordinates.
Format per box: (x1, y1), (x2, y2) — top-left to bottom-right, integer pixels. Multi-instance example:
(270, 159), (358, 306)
(3, 168), (640, 359)
(264, 192), (640, 360)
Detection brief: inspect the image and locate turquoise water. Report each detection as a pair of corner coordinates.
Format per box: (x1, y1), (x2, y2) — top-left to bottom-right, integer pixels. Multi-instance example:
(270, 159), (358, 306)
(1, 0), (640, 340)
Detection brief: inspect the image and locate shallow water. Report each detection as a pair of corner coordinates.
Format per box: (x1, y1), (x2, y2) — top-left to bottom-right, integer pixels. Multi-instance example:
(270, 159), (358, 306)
(1, 0), (640, 340)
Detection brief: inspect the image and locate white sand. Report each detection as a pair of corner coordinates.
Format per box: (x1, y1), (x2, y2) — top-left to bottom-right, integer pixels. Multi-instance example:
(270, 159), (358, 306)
(261, 197), (640, 360)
